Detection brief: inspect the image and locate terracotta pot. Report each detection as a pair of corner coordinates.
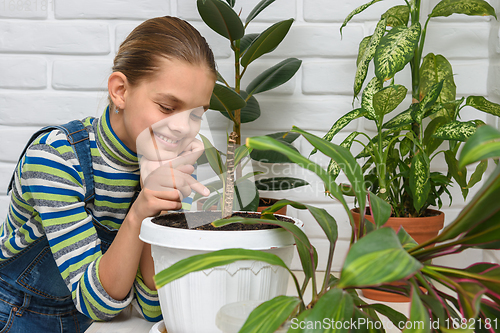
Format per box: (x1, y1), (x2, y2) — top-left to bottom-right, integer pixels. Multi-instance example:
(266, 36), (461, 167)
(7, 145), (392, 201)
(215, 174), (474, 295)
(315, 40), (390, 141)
(351, 208), (445, 302)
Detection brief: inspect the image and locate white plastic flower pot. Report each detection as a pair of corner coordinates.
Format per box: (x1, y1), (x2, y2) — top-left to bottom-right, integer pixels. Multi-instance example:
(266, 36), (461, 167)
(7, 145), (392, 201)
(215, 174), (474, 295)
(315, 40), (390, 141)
(139, 212), (301, 333)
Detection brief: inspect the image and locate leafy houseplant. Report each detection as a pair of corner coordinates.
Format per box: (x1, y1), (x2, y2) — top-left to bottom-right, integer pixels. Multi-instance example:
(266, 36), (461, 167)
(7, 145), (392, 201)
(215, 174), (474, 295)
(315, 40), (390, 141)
(195, 0), (308, 215)
(154, 126), (500, 333)
(315, 0), (500, 217)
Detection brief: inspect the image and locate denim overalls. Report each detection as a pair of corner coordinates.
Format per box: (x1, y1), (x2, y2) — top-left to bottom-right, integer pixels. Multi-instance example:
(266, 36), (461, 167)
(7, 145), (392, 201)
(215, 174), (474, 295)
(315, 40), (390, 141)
(0, 120), (121, 333)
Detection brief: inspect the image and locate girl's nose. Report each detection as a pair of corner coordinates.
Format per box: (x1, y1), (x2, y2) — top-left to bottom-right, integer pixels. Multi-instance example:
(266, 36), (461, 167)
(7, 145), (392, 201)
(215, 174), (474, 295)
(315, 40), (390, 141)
(168, 110), (191, 135)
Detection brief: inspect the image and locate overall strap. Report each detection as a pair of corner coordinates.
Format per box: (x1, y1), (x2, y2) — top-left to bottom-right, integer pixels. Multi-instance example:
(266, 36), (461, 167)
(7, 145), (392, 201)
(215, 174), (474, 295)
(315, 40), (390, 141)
(7, 120), (95, 203)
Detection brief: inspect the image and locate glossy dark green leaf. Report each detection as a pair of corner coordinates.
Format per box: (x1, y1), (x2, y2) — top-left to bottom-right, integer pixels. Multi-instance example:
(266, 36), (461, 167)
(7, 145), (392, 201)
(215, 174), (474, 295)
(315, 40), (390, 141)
(240, 33), (260, 54)
(249, 132), (300, 163)
(375, 23), (421, 81)
(409, 151), (431, 212)
(432, 121), (477, 142)
(430, 0), (497, 19)
(338, 228), (422, 288)
(419, 53), (456, 105)
(234, 178), (259, 211)
(305, 204), (338, 244)
(245, 0), (277, 24)
(219, 90), (260, 123)
(341, 0), (383, 35)
(373, 84), (408, 124)
(412, 80), (444, 123)
(466, 96), (500, 117)
(241, 19), (294, 67)
(255, 177), (309, 191)
(246, 58), (302, 96)
(381, 5), (410, 27)
(210, 83), (247, 114)
(239, 296), (300, 333)
(362, 77), (384, 122)
(197, 0), (244, 40)
(368, 192), (392, 228)
(405, 286), (431, 333)
(459, 125), (500, 168)
(383, 106), (413, 129)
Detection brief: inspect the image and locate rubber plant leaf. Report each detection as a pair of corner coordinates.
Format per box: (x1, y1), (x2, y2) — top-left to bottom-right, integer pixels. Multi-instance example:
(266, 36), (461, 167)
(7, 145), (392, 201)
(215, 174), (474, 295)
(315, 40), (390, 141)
(405, 286), (431, 333)
(241, 19), (294, 67)
(368, 191), (392, 228)
(374, 23), (421, 81)
(354, 19), (387, 98)
(245, 0), (277, 25)
(466, 96), (500, 117)
(197, 0), (244, 41)
(210, 83), (247, 114)
(341, 0), (383, 35)
(219, 90), (260, 124)
(255, 177), (309, 191)
(240, 33), (260, 54)
(225, 0), (234, 7)
(361, 76), (384, 122)
(249, 132), (300, 163)
(459, 125), (500, 168)
(373, 84), (408, 125)
(432, 120), (477, 142)
(412, 80), (444, 123)
(430, 0), (497, 19)
(419, 53), (456, 106)
(246, 58), (302, 96)
(381, 5), (410, 27)
(239, 296), (300, 333)
(409, 150), (431, 213)
(338, 228), (422, 288)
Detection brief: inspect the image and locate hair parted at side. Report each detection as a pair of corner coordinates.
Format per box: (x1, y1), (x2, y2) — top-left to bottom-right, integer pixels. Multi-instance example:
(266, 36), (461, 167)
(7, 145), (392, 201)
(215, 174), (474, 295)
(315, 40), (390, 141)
(109, 16), (216, 109)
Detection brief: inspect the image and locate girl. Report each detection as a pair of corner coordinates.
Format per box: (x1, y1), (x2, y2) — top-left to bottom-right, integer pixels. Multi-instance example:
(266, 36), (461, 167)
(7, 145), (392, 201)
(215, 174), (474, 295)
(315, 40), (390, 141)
(0, 16), (215, 333)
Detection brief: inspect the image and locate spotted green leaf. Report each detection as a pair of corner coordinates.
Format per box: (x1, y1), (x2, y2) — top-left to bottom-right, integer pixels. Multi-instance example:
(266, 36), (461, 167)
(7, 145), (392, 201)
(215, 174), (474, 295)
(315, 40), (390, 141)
(383, 106), (413, 129)
(374, 23), (421, 81)
(459, 125), (500, 168)
(311, 108), (365, 156)
(432, 121), (477, 141)
(245, 0), (276, 25)
(354, 19), (387, 97)
(419, 53), (456, 105)
(362, 77), (384, 122)
(405, 286), (431, 333)
(373, 84), (408, 124)
(356, 36), (372, 66)
(357, 135), (391, 158)
(381, 5), (410, 27)
(239, 296), (300, 333)
(430, 0), (497, 19)
(327, 132), (360, 180)
(246, 58), (302, 96)
(197, 0), (244, 41)
(412, 80), (444, 123)
(466, 96), (500, 117)
(341, 0), (383, 35)
(423, 116), (448, 156)
(409, 151), (430, 212)
(338, 227), (422, 288)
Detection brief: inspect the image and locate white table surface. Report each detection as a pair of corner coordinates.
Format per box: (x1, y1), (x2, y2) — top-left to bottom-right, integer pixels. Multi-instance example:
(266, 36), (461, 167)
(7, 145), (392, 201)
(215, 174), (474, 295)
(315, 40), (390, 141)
(85, 271), (410, 333)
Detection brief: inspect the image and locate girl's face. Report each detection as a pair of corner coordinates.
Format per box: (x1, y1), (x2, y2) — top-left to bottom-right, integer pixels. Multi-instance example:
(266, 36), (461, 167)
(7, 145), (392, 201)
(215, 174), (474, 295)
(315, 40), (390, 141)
(115, 57), (215, 160)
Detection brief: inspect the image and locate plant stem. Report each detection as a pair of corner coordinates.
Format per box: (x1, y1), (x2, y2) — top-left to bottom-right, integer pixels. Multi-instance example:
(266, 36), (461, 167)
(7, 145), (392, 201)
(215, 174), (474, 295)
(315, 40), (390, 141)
(321, 243), (336, 293)
(234, 39), (242, 145)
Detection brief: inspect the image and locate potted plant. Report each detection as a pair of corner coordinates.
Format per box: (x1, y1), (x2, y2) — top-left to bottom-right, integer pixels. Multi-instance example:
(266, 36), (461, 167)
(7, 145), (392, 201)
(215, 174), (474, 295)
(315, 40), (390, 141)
(194, 0), (308, 213)
(154, 126), (500, 332)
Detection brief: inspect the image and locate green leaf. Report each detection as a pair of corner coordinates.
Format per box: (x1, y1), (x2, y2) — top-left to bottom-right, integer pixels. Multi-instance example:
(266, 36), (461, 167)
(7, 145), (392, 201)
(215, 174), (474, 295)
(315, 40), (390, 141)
(366, 303), (408, 328)
(200, 134), (226, 181)
(154, 248), (290, 289)
(459, 125), (500, 168)
(432, 121), (477, 142)
(381, 5), (410, 27)
(246, 58), (302, 96)
(241, 19), (294, 67)
(245, 0), (277, 24)
(374, 23), (421, 81)
(356, 36), (372, 67)
(249, 132), (300, 163)
(354, 19), (387, 97)
(446, 149), (469, 198)
(197, 0), (244, 40)
(210, 83), (247, 113)
(255, 177), (309, 191)
(202, 193), (221, 210)
(430, 0), (497, 19)
(338, 228), (422, 288)
(373, 84), (408, 124)
(234, 179), (259, 211)
(383, 106), (413, 129)
(240, 33), (260, 54)
(419, 53), (456, 105)
(341, 0), (383, 35)
(412, 80), (444, 123)
(239, 296), (300, 333)
(423, 116), (448, 156)
(466, 96), (500, 117)
(219, 90), (260, 123)
(467, 160), (488, 189)
(405, 286), (431, 333)
(327, 132), (361, 180)
(368, 192), (392, 228)
(409, 151), (431, 212)
(397, 227), (419, 251)
(234, 145), (251, 166)
(362, 76), (384, 122)
(305, 204), (338, 244)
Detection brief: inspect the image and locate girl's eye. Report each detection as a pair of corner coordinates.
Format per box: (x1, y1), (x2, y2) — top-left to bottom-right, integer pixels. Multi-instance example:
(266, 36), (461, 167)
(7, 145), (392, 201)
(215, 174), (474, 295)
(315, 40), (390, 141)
(159, 105), (174, 113)
(190, 113), (203, 121)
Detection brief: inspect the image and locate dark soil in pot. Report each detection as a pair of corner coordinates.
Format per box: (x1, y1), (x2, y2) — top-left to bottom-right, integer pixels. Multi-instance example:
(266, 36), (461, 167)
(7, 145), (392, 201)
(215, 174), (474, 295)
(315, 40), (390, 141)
(152, 211), (293, 231)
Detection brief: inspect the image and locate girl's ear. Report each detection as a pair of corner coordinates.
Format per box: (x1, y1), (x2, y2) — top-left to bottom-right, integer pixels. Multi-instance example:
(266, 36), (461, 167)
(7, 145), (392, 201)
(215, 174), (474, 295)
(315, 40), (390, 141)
(108, 72), (128, 109)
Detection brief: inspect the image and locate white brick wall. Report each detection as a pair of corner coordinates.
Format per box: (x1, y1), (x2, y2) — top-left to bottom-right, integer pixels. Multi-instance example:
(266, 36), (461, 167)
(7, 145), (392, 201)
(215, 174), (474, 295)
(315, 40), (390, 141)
(0, 0), (498, 270)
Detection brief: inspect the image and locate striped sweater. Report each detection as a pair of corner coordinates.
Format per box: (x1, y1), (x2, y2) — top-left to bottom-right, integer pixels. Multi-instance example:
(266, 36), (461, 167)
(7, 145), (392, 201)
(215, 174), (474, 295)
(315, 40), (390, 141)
(2, 107), (165, 321)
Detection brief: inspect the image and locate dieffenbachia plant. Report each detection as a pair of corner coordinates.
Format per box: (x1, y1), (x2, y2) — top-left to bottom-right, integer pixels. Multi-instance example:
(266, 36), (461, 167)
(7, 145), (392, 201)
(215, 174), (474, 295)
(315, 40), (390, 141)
(154, 127), (500, 332)
(313, 0), (500, 217)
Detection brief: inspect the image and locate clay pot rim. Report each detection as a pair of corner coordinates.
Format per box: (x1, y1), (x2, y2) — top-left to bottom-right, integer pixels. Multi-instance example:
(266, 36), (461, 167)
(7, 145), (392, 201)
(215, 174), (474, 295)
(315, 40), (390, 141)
(351, 207), (443, 219)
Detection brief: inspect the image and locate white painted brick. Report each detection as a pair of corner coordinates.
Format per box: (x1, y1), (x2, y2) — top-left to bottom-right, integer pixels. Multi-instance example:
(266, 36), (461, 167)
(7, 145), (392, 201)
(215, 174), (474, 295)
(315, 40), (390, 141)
(295, 203), (352, 240)
(55, 0), (170, 19)
(0, 126), (41, 163)
(178, 0), (296, 23)
(115, 22), (231, 59)
(452, 60), (489, 96)
(0, 92), (108, 126)
(0, 21), (110, 54)
(304, 0), (403, 23)
(290, 238), (350, 272)
(303, 60), (357, 95)
(433, 249), (484, 269)
(52, 60), (112, 91)
(0, 56), (46, 89)
(0, 1), (48, 18)
(0, 196), (9, 220)
(0, 162), (16, 192)
(483, 250), (500, 264)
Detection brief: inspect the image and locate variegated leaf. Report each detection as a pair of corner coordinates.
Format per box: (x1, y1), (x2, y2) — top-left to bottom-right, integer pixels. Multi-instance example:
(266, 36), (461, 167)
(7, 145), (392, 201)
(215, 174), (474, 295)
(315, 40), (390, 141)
(383, 105), (413, 129)
(341, 0), (383, 35)
(328, 132), (360, 180)
(409, 150), (430, 212)
(373, 84), (408, 124)
(430, 0), (497, 19)
(466, 96), (500, 117)
(419, 53), (456, 104)
(356, 35), (371, 66)
(311, 108), (365, 155)
(433, 121), (477, 141)
(361, 76), (383, 122)
(374, 23), (421, 81)
(381, 5), (410, 27)
(412, 80), (443, 123)
(354, 19), (387, 97)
